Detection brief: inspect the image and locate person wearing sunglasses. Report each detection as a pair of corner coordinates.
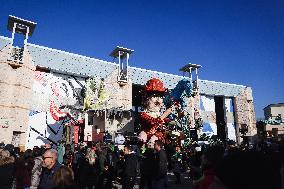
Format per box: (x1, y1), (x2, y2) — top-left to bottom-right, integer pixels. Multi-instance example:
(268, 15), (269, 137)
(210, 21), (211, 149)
(38, 149), (61, 189)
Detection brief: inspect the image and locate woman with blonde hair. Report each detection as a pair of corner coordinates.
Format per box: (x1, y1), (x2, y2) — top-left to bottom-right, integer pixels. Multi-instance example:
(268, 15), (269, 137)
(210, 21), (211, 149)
(78, 148), (98, 189)
(85, 148), (96, 165)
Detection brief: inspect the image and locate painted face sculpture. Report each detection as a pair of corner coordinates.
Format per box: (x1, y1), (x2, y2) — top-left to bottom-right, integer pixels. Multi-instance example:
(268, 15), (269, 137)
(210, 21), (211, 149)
(138, 78), (167, 143)
(144, 94), (164, 115)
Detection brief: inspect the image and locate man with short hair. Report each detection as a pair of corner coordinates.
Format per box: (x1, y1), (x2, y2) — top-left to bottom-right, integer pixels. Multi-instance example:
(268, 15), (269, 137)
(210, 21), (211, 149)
(122, 145), (138, 189)
(152, 140), (168, 189)
(38, 149), (61, 189)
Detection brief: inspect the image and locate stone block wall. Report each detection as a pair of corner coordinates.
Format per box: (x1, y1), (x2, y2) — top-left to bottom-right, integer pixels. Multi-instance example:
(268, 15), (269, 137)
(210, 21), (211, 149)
(0, 43), (35, 149)
(234, 87), (257, 138)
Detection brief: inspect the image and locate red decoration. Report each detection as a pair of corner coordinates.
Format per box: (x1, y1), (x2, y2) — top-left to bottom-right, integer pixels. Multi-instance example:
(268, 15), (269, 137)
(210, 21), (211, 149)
(139, 112), (165, 141)
(138, 78), (168, 143)
(50, 100), (68, 121)
(145, 78), (166, 92)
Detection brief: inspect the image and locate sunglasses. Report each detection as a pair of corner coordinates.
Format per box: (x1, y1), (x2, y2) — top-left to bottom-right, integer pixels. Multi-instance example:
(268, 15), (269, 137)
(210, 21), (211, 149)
(42, 156), (53, 160)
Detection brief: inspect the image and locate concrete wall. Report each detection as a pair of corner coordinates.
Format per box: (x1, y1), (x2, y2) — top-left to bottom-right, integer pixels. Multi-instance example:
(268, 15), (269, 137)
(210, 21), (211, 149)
(0, 42), (35, 150)
(234, 87), (257, 139)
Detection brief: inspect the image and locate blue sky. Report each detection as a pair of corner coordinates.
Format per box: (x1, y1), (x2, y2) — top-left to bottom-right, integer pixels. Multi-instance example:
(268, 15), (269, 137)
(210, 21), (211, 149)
(1, 0), (283, 118)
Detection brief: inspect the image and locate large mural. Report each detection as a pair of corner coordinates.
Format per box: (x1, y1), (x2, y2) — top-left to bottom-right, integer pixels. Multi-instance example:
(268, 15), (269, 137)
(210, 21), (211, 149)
(27, 71), (85, 148)
(28, 69), (133, 147)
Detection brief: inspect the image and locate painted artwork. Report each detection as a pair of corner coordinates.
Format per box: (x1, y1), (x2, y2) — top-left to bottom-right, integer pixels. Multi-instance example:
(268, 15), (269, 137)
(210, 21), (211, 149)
(84, 77), (108, 110)
(84, 70), (132, 111)
(27, 71), (85, 148)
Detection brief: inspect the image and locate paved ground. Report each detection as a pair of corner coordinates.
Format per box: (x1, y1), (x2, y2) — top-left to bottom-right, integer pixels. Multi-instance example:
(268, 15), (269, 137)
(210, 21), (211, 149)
(165, 172), (194, 189)
(114, 171), (194, 189)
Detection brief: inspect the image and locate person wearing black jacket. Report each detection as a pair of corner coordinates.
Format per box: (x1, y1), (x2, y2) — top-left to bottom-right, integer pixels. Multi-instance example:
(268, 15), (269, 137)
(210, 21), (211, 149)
(77, 148), (97, 189)
(122, 145), (138, 189)
(38, 149), (61, 189)
(153, 140), (168, 189)
(95, 146), (107, 189)
(164, 138), (175, 171)
(139, 146), (155, 189)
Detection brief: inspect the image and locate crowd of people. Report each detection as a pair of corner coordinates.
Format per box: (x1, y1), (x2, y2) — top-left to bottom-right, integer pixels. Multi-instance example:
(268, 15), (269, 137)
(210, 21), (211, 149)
(0, 136), (284, 189)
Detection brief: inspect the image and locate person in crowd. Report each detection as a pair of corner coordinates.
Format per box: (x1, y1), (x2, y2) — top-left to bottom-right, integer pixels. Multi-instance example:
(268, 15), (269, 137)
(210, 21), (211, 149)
(0, 149), (15, 189)
(4, 144), (14, 153)
(57, 140), (65, 164)
(30, 147), (43, 189)
(121, 145), (138, 189)
(116, 147), (126, 185)
(216, 150), (278, 189)
(44, 143), (52, 150)
(13, 147), (21, 159)
(164, 138), (175, 171)
(63, 144), (74, 168)
(172, 145), (183, 184)
(72, 144), (84, 184)
(139, 143), (155, 189)
(53, 165), (76, 189)
(13, 149), (35, 189)
(224, 140), (238, 156)
(77, 147), (97, 189)
(105, 145), (120, 189)
(95, 145), (108, 189)
(189, 144), (203, 183)
(195, 145), (224, 189)
(152, 140), (168, 189)
(280, 138), (284, 189)
(281, 160), (284, 189)
(0, 142), (5, 149)
(38, 149), (61, 189)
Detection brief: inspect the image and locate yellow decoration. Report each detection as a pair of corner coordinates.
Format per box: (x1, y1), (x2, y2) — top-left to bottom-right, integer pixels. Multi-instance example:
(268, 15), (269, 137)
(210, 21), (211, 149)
(84, 78), (109, 110)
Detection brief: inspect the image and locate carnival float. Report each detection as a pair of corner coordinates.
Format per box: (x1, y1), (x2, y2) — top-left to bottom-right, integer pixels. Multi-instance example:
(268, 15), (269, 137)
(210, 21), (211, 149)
(137, 77), (203, 147)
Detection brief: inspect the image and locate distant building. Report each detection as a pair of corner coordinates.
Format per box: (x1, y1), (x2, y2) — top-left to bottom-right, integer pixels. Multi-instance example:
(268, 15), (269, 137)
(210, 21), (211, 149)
(261, 103), (284, 137)
(264, 103), (284, 120)
(0, 16), (256, 150)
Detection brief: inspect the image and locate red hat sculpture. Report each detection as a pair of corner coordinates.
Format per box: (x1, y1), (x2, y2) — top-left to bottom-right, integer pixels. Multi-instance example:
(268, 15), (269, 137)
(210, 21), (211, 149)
(144, 78), (166, 92)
